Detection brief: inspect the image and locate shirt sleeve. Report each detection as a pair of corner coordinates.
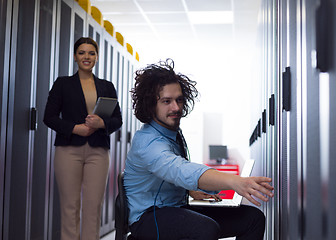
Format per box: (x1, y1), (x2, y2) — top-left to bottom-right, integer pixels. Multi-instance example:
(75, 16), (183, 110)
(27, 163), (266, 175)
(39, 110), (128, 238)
(136, 135), (212, 191)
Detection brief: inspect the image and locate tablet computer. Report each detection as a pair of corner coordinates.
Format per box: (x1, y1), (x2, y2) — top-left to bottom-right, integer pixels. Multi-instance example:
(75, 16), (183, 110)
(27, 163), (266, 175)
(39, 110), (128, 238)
(92, 97), (118, 118)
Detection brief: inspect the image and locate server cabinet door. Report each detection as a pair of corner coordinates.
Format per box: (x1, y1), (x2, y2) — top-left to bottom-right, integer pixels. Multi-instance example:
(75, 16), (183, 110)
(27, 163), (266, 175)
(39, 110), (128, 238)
(49, 1), (74, 239)
(279, 1), (290, 238)
(111, 50), (123, 225)
(302, 0), (323, 239)
(279, 0), (302, 239)
(287, 0), (301, 239)
(0, 0), (12, 238)
(3, 0), (37, 239)
(327, 1), (336, 236)
(87, 17), (103, 77)
(57, 0), (72, 77)
(30, 0), (56, 239)
(100, 37), (114, 235)
(72, 2), (86, 74)
(107, 43), (118, 232)
(120, 54), (128, 170)
(125, 59), (132, 154)
(322, 0), (336, 239)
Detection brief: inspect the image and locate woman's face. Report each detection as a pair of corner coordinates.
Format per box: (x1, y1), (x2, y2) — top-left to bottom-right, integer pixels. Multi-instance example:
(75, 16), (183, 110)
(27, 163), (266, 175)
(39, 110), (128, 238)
(74, 43), (98, 72)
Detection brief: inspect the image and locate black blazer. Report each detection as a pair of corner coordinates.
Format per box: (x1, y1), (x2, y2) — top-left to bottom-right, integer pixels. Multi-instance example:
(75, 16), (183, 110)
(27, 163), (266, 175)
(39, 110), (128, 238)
(43, 72), (122, 148)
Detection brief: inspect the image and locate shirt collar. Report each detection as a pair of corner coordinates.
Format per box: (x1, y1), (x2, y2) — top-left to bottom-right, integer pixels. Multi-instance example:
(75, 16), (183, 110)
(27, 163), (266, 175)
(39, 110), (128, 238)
(149, 120), (179, 141)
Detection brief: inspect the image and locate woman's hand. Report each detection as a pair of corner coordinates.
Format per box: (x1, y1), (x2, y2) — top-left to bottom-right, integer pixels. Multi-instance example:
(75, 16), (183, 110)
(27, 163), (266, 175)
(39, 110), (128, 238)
(189, 190), (222, 202)
(85, 114), (105, 129)
(72, 123), (96, 137)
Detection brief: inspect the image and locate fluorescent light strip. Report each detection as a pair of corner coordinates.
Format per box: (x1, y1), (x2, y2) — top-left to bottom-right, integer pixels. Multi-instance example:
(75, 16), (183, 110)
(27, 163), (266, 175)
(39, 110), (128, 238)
(132, 0), (160, 39)
(104, 11), (187, 15)
(181, 0), (197, 39)
(188, 11), (233, 24)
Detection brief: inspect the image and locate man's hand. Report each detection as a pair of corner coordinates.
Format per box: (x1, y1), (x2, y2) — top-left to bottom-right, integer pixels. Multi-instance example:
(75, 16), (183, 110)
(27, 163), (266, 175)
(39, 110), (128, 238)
(232, 176), (274, 206)
(189, 190), (222, 202)
(198, 169), (274, 207)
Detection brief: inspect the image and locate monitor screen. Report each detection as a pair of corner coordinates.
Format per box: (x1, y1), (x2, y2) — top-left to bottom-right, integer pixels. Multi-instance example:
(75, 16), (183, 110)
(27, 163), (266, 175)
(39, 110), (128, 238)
(209, 145), (228, 161)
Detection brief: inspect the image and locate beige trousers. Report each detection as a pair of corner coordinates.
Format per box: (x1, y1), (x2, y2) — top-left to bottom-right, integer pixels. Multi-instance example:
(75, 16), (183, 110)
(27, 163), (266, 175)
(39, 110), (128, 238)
(54, 142), (109, 240)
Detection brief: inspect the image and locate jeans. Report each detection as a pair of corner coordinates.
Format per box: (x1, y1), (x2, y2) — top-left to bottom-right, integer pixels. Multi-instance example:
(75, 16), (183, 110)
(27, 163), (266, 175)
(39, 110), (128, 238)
(130, 204), (265, 240)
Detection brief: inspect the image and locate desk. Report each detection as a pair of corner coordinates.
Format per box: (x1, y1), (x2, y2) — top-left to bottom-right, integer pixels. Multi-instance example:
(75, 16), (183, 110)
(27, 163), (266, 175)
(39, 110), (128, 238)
(205, 164), (239, 199)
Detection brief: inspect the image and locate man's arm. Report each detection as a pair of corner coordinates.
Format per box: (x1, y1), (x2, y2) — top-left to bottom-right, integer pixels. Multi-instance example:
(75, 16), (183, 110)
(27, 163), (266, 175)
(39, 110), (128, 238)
(198, 169), (274, 206)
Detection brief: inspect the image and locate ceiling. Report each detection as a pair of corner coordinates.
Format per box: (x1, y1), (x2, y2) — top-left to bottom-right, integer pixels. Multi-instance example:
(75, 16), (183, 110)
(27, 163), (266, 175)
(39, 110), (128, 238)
(89, 0), (262, 59)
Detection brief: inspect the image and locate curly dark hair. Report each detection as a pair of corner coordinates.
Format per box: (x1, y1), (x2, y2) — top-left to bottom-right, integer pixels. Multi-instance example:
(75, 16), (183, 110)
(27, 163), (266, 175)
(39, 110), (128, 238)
(131, 59), (199, 123)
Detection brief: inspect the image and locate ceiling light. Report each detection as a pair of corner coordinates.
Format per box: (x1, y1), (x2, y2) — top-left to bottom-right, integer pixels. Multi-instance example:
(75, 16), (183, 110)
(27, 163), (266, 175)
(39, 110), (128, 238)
(188, 11), (233, 24)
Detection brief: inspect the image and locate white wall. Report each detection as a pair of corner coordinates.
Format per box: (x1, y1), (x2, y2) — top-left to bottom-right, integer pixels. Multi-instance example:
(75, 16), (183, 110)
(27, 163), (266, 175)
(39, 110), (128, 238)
(135, 33), (258, 165)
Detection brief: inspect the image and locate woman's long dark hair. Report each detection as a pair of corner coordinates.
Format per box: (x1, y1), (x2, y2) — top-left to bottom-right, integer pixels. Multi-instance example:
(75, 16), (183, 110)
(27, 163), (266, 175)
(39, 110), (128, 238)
(131, 59), (199, 123)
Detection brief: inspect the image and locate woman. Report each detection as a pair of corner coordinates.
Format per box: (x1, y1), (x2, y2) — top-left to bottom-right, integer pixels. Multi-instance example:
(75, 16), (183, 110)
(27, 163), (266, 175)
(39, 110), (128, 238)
(44, 37), (122, 240)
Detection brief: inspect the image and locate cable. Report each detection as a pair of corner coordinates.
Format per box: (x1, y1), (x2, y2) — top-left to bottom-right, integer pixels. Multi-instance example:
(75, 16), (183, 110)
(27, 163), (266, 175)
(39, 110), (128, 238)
(153, 180), (164, 240)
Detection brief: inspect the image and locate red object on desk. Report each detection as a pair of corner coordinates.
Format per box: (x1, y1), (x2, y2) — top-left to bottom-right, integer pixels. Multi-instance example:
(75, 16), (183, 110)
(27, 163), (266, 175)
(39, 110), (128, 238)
(205, 164), (239, 199)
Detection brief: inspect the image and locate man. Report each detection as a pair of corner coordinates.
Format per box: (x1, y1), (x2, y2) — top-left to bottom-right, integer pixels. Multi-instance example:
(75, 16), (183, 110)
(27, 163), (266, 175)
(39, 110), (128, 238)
(124, 59), (274, 240)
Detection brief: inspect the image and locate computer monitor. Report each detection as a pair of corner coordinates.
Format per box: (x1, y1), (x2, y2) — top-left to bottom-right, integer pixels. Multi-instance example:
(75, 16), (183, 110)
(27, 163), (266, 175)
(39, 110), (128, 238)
(209, 145), (228, 164)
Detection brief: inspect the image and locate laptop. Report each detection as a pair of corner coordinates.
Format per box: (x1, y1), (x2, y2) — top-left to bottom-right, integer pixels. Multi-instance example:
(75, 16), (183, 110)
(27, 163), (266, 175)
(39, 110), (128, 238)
(188, 159), (255, 207)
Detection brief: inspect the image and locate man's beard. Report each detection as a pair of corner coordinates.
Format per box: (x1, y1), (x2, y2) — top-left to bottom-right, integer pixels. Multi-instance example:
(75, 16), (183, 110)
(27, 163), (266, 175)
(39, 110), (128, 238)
(155, 112), (181, 130)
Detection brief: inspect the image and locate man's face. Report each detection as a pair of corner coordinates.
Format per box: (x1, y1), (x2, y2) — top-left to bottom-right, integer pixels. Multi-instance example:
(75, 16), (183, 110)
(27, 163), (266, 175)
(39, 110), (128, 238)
(153, 83), (184, 131)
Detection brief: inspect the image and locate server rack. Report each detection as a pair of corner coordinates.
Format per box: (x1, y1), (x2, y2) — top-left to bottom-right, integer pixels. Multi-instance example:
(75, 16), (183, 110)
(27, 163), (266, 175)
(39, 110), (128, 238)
(278, 0), (301, 239)
(0, 0), (140, 239)
(251, 0), (336, 239)
(0, 0), (12, 239)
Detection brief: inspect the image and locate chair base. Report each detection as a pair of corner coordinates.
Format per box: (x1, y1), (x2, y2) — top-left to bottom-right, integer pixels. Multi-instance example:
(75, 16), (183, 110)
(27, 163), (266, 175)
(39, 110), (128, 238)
(127, 234), (136, 240)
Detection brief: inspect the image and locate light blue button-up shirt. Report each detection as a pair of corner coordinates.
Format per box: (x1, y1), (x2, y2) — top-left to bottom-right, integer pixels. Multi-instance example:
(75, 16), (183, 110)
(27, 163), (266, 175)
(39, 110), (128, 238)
(124, 120), (212, 225)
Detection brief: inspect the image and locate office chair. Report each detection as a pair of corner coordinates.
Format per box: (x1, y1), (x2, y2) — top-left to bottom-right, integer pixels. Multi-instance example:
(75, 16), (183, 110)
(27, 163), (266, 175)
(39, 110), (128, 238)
(115, 172), (136, 240)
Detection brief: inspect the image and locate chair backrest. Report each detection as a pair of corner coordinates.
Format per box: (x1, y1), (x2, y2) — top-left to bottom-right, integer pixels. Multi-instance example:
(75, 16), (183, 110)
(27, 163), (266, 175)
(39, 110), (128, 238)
(115, 172), (129, 240)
